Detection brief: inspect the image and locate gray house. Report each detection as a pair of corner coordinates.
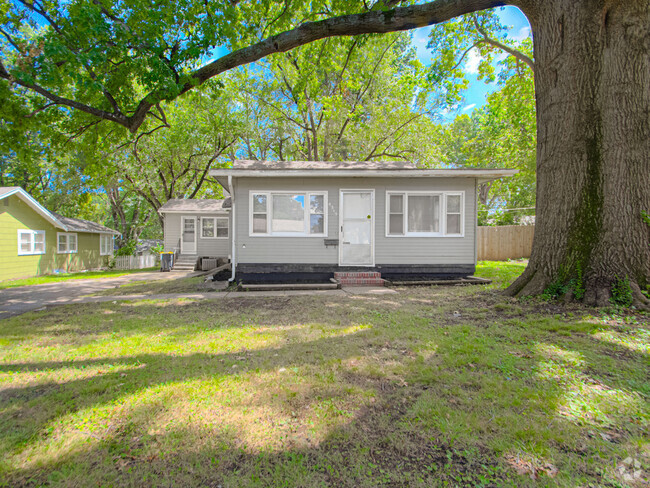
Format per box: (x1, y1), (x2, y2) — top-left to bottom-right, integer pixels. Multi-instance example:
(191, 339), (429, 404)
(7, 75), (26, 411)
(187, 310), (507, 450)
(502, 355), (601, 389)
(202, 160), (516, 282)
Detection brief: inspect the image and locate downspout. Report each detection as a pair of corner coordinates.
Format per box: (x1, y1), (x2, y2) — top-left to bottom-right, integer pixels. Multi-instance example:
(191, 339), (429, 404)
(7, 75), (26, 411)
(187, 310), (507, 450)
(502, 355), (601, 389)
(228, 175), (237, 283)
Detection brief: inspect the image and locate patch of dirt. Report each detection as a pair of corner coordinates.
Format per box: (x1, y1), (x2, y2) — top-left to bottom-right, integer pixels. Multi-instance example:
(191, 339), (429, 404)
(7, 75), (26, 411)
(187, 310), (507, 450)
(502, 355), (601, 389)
(225, 297), (293, 312)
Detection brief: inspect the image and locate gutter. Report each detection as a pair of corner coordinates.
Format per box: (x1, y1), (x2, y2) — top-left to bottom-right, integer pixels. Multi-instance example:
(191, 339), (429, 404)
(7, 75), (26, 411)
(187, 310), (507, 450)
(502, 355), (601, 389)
(228, 175), (236, 283)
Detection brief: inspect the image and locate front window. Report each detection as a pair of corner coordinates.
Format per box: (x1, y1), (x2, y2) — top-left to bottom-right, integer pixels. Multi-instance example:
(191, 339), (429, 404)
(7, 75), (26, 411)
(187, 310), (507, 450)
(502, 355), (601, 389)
(310, 194), (325, 234)
(388, 194), (405, 235)
(387, 191), (463, 237)
(445, 194), (462, 235)
(57, 233), (78, 254)
(407, 194), (440, 233)
(201, 217), (229, 238)
(17, 230), (46, 255)
(252, 194), (268, 234)
(251, 192), (327, 236)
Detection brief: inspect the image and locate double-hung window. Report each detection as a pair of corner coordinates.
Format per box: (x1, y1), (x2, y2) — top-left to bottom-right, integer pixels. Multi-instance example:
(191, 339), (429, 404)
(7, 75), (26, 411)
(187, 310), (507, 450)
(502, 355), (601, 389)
(201, 216), (229, 238)
(57, 233), (78, 254)
(100, 234), (114, 255)
(17, 230), (46, 255)
(445, 194), (462, 235)
(386, 191), (463, 237)
(250, 192), (327, 236)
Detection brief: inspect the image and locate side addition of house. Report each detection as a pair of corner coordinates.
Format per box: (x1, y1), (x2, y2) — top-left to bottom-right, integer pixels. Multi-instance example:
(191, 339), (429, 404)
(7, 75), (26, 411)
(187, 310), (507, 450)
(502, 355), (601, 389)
(158, 198), (231, 271)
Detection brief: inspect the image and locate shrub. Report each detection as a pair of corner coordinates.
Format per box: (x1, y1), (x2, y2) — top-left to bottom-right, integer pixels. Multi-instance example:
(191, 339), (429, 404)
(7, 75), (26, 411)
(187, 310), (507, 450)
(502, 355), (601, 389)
(610, 276), (633, 307)
(115, 240), (136, 257)
(541, 280), (569, 300)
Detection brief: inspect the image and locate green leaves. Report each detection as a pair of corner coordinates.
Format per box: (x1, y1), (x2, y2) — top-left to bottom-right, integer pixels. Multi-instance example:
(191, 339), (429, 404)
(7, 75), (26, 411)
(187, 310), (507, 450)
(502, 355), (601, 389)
(230, 32), (440, 163)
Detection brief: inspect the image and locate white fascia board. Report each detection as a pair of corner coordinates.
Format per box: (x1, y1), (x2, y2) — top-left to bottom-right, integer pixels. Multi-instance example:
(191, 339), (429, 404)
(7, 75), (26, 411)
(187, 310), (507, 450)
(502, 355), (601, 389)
(209, 169), (519, 179)
(1, 188), (67, 230)
(158, 209), (230, 214)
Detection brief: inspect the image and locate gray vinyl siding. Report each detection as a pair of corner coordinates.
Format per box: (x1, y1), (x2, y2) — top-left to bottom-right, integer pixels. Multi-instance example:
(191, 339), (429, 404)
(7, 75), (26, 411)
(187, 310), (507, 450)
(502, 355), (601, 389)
(163, 212), (231, 257)
(233, 177), (476, 266)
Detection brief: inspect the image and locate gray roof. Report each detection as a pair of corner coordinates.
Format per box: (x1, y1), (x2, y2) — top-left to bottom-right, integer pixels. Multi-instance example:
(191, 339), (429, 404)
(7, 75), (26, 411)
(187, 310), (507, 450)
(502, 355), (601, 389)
(51, 212), (121, 235)
(158, 197), (231, 213)
(211, 161), (518, 184)
(233, 160), (418, 170)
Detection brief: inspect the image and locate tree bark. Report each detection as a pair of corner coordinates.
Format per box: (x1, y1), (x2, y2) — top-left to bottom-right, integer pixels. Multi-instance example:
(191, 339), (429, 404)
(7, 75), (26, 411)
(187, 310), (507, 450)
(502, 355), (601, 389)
(506, 0), (650, 308)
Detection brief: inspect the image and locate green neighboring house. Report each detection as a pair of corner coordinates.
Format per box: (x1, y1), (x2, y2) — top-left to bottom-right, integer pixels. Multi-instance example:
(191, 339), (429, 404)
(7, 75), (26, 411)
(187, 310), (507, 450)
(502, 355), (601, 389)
(0, 187), (120, 282)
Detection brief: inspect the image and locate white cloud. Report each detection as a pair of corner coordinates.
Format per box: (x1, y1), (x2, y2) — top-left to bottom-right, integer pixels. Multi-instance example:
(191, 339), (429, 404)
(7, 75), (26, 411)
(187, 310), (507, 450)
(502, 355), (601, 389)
(462, 104), (476, 112)
(512, 26), (531, 41)
(464, 48), (481, 75)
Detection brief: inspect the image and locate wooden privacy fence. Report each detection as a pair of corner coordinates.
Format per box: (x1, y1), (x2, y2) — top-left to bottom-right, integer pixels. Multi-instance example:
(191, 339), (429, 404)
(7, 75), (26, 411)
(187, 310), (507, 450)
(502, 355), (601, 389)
(477, 225), (535, 261)
(112, 255), (158, 270)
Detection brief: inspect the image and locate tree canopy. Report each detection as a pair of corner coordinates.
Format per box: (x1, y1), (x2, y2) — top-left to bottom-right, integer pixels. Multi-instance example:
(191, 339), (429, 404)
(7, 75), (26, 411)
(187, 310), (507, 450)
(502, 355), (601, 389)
(1, 0), (506, 132)
(2, 0), (648, 306)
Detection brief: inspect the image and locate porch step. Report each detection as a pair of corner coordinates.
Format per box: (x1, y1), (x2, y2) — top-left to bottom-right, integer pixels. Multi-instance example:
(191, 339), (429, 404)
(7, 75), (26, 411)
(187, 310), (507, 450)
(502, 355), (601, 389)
(173, 255), (197, 271)
(334, 271), (384, 286)
(172, 264), (196, 271)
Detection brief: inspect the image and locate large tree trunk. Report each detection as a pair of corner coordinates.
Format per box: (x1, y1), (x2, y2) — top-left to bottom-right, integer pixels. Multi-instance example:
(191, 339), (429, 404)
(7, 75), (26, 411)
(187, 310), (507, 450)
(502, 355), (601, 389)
(507, 0), (650, 307)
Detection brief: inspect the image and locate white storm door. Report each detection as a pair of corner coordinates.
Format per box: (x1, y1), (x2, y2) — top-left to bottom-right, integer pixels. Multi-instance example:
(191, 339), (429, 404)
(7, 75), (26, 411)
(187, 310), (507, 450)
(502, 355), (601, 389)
(181, 216), (197, 254)
(339, 191), (374, 266)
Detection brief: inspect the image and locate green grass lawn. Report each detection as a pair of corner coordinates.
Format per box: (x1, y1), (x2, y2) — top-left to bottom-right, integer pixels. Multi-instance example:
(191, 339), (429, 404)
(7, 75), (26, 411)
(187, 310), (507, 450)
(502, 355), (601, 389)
(0, 261), (648, 487)
(89, 276), (206, 296)
(0, 268), (159, 290)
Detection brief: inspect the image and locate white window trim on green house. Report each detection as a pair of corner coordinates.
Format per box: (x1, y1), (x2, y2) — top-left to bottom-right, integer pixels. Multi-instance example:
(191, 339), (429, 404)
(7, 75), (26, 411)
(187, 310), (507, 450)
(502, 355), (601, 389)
(201, 216), (229, 239)
(100, 234), (114, 255)
(249, 191), (328, 237)
(57, 232), (78, 254)
(17, 229), (46, 256)
(385, 191), (464, 238)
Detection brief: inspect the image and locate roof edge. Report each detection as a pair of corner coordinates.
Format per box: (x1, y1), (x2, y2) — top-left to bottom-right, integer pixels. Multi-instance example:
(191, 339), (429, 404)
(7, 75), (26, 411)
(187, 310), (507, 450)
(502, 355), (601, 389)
(209, 168), (519, 179)
(0, 187), (67, 230)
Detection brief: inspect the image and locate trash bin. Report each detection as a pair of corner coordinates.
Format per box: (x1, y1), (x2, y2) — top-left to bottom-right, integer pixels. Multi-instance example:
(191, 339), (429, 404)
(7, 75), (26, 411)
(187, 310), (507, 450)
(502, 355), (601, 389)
(160, 252), (174, 272)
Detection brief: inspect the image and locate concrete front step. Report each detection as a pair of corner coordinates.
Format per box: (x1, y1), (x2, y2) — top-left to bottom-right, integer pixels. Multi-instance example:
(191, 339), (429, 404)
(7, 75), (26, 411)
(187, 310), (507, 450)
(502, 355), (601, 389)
(340, 279), (384, 286)
(240, 282), (340, 292)
(334, 271), (384, 286)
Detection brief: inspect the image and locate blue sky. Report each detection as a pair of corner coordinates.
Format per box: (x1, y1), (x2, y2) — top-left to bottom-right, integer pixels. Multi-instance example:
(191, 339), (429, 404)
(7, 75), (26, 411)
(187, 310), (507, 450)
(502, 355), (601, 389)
(410, 6), (531, 118)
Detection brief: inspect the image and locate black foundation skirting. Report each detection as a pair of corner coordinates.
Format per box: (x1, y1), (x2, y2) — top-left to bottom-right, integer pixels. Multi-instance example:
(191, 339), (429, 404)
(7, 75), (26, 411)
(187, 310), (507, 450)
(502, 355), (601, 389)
(236, 263), (476, 283)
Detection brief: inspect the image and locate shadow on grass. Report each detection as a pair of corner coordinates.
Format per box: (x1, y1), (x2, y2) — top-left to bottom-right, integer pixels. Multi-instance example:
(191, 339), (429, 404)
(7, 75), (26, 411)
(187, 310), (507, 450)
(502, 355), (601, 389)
(1, 287), (648, 487)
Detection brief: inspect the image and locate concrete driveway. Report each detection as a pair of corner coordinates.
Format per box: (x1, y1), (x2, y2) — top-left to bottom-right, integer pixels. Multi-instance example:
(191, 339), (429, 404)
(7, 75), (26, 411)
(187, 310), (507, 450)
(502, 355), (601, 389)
(0, 271), (197, 319)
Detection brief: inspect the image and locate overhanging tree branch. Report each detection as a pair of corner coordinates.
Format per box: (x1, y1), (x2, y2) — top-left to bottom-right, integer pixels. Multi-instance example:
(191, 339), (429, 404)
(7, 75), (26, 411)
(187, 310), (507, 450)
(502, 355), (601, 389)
(8, 0), (515, 132)
(472, 15), (535, 71)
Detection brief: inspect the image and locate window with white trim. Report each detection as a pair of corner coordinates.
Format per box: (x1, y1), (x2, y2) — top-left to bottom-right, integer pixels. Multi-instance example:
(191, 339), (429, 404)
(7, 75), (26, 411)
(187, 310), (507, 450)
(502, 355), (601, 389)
(201, 217), (229, 238)
(445, 194), (462, 235)
(100, 234), (114, 255)
(57, 232), (78, 253)
(250, 192), (328, 236)
(387, 194), (405, 235)
(17, 230), (46, 255)
(386, 191), (463, 237)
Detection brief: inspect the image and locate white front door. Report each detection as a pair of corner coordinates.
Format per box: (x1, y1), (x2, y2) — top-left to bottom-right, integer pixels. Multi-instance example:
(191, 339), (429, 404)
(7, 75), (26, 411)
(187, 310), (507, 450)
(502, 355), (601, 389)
(181, 216), (197, 254)
(339, 190), (374, 266)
